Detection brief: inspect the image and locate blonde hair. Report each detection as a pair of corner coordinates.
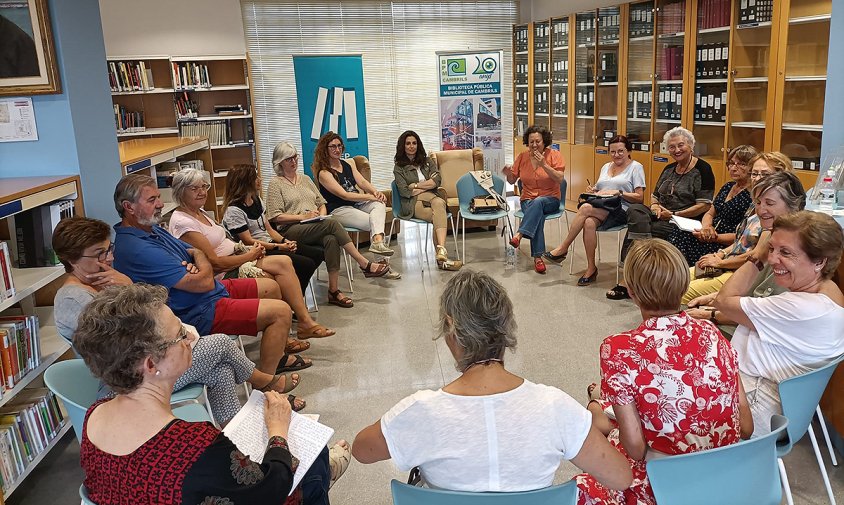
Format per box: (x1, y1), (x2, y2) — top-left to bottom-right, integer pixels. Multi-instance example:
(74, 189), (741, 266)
(623, 239), (690, 311)
(749, 151), (793, 173)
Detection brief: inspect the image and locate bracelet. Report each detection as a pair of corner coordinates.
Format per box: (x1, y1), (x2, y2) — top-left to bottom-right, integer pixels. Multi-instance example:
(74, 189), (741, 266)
(709, 309), (718, 324)
(747, 256), (764, 271)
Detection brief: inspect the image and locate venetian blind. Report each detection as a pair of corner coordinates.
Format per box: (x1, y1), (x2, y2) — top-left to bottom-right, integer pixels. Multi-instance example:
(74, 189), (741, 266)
(241, 0), (517, 189)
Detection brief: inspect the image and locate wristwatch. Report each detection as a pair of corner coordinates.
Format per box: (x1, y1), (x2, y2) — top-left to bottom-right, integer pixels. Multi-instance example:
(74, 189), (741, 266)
(747, 256), (764, 271)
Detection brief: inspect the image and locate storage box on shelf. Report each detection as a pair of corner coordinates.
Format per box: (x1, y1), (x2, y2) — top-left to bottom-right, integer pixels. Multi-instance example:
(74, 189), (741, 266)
(550, 16), (570, 146)
(0, 176), (81, 501)
(513, 24), (531, 158)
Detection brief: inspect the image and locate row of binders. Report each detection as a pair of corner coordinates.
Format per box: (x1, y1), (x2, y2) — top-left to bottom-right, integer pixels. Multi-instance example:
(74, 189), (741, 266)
(658, 84), (684, 120)
(0, 315), (43, 393)
(694, 85), (728, 122)
(597, 52), (618, 82)
(659, 1), (686, 35)
(697, 0), (731, 30)
(172, 62), (211, 90)
(534, 24), (550, 50)
(597, 11), (621, 43)
(739, 0), (774, 25)
(576, 15), (595, 44)
(629, 4), (654, 37)
(627, 87), (653, 120)
(514, 28), (529, 52)
(107, 60), (155, 92)
(0, 244), (13, 302)
(514, 63), (529, 85)
(114, 104), (145, 133)
(552, 59), (569, 83)
(534, 62), (549, 85)
(552, 20), (569, 47)
(515, 90), (528, 114)
(575, 89), (595, 116)
(534, 91), (549, 114)
(553, 91), (567, 115)
(696, 43), (730, 79)
(0, 388), (65, 493)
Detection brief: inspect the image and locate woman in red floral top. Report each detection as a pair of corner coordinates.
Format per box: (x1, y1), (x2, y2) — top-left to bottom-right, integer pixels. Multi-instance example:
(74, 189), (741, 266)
(576, 239), (753, 505)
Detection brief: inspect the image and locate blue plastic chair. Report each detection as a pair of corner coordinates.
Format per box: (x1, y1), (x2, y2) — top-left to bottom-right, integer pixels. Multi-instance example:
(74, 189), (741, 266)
(390, 479), (578, 505)
(647, 414), (788, 505)
(514, 179), (570, 247)
(79, 485), (95, 504)
(455, 172), (511, 263)
(387, 180), (459, 265)
(44, 360), (216, 441)
(776, 354), (844, 505)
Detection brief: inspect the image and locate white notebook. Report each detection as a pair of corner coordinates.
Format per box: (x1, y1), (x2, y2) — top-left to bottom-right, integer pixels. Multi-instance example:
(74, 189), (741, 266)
(670, 215), (702, 232)
(223, 391), (334, 495)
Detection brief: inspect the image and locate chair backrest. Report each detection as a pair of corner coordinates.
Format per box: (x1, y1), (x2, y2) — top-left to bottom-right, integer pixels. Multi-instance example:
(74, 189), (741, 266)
(390, 479), (578, 505)
(777, 354), (844, 453)
(647, 414), (788, 505)
(432, 148), (484, 200)
(391, 180), (402, 216)
(455, 172), (506, 209)
(44, 359), (101, 442)
(80, 484), (96, 504)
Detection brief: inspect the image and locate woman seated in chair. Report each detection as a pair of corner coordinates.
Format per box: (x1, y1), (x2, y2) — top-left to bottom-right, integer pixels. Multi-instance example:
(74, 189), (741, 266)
(543, 135), (644, 285)
(502, 125), (566, 274)
(352, 269), (632, 493)
(52, 217), (305, 423)
(713, 210), (844, 435)
(682, 171), (805, 305)
(313, 131), (394, 257)
(393, 130), (462, 271)
(668, 145), (756, 266)
(222, 164), (324, 297)
(75, 283), (349, 504)
(267, 141), (399, 309)
(577, 239), (752, 505)
(169, 168), (335, 343)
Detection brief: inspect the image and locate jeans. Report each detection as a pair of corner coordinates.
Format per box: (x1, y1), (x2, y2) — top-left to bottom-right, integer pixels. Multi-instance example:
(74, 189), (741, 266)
(518, 196), (560, 257)
(301, 446), (331, 504)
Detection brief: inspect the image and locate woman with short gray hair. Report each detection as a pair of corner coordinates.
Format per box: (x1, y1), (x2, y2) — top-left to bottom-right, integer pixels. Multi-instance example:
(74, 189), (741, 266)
(352, 269), (632, 493)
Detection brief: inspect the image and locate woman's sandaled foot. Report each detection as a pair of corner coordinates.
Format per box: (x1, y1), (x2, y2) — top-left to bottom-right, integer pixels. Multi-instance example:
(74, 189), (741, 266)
(606, 284), (630, 300)
(437, 258), (463, 271)
(577, 269), (598, 286)
(435, 245), (449, 263)
(296, 324), (335, 339)
(276, 353), (312, 373)
(587, 382), (601, 403)
(534, 257), (546, 274)
(368, 241), (394, 256)
(328, 289), (354, 308)
(361, 260), (389, 278)
(258, 372), (300, 394)
(285, 339), (310, 353)
(329, 440), (351, 488)
(542, 250), (567, 264)
(288, 394), (306, 412)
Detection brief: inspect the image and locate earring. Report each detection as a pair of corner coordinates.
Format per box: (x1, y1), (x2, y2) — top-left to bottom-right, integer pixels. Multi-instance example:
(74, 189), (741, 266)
(815, 267), (822, 272)
(155, 370), (161, 376)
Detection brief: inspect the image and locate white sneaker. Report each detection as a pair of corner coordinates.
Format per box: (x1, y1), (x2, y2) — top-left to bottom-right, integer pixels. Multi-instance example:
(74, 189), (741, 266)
(384, 269), (402, 280)
(368, 241), (395, 256)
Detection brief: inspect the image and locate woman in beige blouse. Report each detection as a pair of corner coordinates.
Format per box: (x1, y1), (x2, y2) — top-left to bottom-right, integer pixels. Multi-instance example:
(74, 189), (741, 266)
(266, 141), (399, 308)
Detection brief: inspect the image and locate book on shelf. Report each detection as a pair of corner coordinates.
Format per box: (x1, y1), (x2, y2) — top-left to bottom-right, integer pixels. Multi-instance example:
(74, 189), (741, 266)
(739, 0), (773, 24)
(107, 60), (156, 92)
(0, 243), (14, 301)
(694, 84), (728, 121)
(660, 46), (684, 80)
(172, 61), (211, 90)
(627, 87), (653, 120)
(174, 91), (199, 119)
(215, 104), (247, 116)
(659, 1), (685, 34)
(8, 201), (74, 269)
(698, 0), (730, 29)
(696, 42), (729, 79)
(658, 84), (683, 120)
(630, 4), (654, 37)
(0, 314), (42, 390)
(114, 104), (145, 133)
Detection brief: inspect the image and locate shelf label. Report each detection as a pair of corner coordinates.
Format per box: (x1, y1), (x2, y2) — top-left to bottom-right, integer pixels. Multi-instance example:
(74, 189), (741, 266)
(653, 155), (669, 162)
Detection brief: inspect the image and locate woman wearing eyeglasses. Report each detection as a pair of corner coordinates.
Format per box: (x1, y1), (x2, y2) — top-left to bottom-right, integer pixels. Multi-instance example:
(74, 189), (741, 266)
(313, 131), (396, 258)
(608, 127), (716, 300)
(668, 145), (756, 266)
(52, 217), (307, 424)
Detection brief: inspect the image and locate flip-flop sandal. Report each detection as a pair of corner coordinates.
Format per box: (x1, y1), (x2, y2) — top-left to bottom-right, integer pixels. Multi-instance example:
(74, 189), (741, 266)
(360, 260), (389, 278)
(296, 324), (336, 339)
(606, 284), (630, 300)
(276, 353), (312, 374)
(288, 394), (306, 412)
(329, 441), (351, 488)
(285, 339), (310, 353)
(328, 289), (354, 308)
(258, 372), (300, 394)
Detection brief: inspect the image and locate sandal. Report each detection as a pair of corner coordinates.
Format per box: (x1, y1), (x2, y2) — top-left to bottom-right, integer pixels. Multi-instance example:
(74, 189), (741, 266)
(285, 339), (310, 353)
(577, 269), (598, 286)
(296, 324), (336, 339)
(360, 260), (389, 278)
(288, 394), (306, 412)
(542, 250), (567, 265)
(328, 289), (354, 308)
(329, 440), (351, 488)
(606, 284), (630, 300)
(258, 372), (300, 394)
(276, 353), (313, 373)
(437, 258), (463, 271)
(435, 245), (449, 263)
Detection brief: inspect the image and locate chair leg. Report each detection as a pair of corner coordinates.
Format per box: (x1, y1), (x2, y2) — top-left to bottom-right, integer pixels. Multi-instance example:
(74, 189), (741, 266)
(307, 278), (318, 312)
(809, 425), (838, 505)
(616, 229), (623, 285)
(817, 406), (839, 466)
(341, 250), (353, 293)
(200, 385), (217, 427)
(597, 231), (602, 262)
(450, 214), (460, 260)
(462, 216), (466, 264)
(386, 218), (395, 247)
(779, 459), (795, 505)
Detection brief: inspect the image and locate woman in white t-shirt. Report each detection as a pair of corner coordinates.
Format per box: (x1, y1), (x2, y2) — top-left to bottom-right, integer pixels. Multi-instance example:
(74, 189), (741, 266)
(543, 136), (645, 286)
(352, 269), (632, 493)
(714, 210), (844, 435)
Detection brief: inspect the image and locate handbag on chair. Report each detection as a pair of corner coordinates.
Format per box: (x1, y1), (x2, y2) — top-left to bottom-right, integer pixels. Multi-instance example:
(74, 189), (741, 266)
(577, 193), (622, 212)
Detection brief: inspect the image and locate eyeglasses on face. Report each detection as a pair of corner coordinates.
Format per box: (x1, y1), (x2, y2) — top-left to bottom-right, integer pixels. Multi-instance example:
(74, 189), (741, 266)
(80, 242), (114, 262)
(283, 154), (299, 162)
(750, 171), (772, 178)
(157, 324), (189, 351)
(727, 160), (747, 168)
(328, 143), (344, 151)
(187, 183), (211, 192)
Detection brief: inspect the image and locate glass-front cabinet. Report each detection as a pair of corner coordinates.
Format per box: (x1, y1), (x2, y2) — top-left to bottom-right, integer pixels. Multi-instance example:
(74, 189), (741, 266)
(513, 24), (530, 154)
(533, 21), (551, 129)
(596, 6), (621, 146)
(625, 1), (656, 200)
(550, 16), (570, 144)
(574, 10), (597, 146)
(654, 0), (686, 154)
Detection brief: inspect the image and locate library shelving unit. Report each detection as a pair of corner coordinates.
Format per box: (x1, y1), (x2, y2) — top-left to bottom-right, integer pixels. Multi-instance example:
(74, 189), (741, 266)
(0, 176), (82, 500)
(593, 5), (624, 195)
(625, 0), (657, 202)
(533, 20), (551, 132)
(512, 24), (530, 159)
(569, 9), (598, 206)
(550, 16), (570, 149)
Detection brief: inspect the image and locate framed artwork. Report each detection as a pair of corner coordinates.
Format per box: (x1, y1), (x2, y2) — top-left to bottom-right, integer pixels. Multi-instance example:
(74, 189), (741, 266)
(0, 0), (61, 96)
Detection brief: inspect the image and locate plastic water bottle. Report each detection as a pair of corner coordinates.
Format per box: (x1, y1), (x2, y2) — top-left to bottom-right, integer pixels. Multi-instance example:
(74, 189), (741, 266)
(505, 242), (516, 270)
(817, 170), (836, 211)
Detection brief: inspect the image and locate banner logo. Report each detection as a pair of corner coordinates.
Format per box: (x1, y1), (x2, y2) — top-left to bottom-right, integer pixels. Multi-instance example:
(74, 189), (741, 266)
(310, 86), (360, 141)
(473, 57), (497, 75)
(446, 58), (466, 76)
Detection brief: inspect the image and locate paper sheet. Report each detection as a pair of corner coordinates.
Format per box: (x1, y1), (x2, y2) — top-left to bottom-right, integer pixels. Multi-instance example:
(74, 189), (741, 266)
(300, 215), (329, 224)
(670, 215), (702, 232)
(223, 391), (334, 495)
(0, 98), (38, 143)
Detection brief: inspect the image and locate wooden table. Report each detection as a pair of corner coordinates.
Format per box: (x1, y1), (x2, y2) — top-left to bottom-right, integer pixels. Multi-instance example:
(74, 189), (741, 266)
(118, 136), (210, 174)
(0, 175), (84, 219)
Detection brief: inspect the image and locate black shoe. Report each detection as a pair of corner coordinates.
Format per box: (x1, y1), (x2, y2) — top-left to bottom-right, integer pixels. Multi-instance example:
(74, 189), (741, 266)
(606, 284), (630, 300)
(577, 269), (598, 286)
(542, 251), (567, 265)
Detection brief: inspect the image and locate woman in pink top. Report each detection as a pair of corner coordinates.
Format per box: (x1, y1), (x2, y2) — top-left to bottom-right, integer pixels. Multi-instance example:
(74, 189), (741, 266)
(502, 125), (566, 273)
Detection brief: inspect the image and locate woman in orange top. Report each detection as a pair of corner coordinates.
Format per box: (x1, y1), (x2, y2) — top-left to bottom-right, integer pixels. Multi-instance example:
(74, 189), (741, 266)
(502, 125), (566, 273)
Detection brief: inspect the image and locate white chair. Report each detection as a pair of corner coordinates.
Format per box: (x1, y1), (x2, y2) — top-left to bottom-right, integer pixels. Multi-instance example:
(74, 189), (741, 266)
(569, 224), (627, 285)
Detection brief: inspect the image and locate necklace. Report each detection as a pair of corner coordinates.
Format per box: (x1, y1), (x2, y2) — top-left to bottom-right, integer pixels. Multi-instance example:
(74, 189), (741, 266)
(282, 172), (297, 185)
(461, 358), (504, 373)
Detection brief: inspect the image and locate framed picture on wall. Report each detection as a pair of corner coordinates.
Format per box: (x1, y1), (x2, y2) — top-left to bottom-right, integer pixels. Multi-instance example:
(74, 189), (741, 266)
(0, 0), (61, 96)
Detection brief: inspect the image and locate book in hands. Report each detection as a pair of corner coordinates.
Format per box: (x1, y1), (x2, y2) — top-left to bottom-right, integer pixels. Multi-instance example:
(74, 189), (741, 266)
(300, 215), (329, 224)
(223, 391), (335, 496)
(670, 215), (702, 232)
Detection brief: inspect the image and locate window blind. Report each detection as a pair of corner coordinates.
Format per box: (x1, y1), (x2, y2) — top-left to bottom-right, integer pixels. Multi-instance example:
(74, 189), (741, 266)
(241, 0), (517, 190)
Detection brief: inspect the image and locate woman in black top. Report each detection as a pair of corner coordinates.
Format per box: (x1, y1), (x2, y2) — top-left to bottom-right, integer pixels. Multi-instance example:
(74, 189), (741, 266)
(608, 126), (715, 300)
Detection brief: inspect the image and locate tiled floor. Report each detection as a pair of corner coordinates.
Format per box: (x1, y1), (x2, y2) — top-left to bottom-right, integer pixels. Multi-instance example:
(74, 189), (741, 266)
(8, 216), (844, 504)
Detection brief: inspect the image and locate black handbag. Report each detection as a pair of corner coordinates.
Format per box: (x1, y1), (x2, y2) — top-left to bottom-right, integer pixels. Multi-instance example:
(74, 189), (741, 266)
(577, 193), (622, 212)
(469, 195), (501, 214)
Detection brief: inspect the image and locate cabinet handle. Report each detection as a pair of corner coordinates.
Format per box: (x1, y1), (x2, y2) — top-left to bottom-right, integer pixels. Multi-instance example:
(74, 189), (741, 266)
(720, 147), (726, 152)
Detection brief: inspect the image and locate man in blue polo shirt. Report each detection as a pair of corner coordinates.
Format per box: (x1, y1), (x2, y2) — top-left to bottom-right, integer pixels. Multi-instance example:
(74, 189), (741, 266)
(112, 173), (309, 375)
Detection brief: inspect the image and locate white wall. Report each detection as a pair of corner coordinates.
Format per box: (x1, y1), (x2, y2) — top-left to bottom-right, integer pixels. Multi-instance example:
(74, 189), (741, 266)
(519, 0), (626, 22)
(99, 0), (246, 56)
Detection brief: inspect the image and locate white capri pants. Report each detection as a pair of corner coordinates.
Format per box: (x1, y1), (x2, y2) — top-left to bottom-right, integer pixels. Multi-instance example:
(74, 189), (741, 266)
(330, 200), (387, 239)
